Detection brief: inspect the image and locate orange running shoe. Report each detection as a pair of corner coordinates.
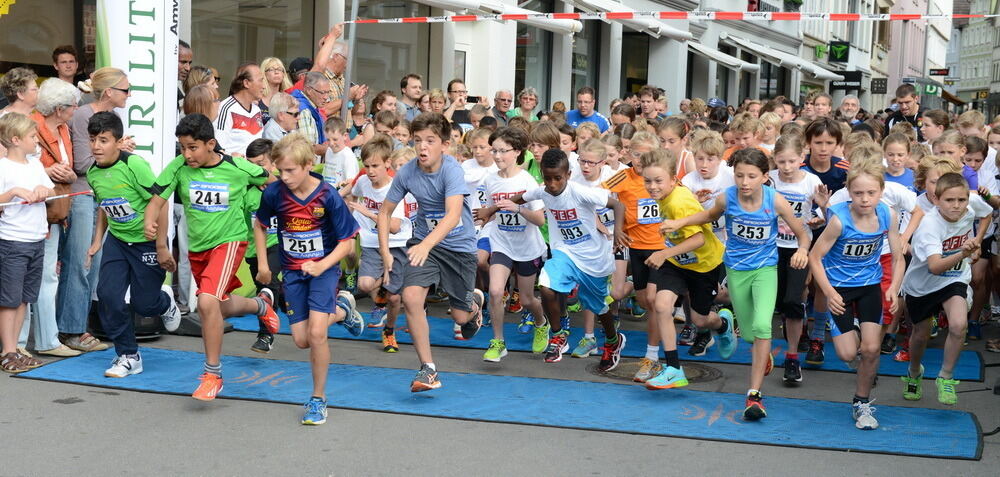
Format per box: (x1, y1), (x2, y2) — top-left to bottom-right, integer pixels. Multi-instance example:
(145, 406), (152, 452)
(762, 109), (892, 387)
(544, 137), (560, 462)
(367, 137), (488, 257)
(192, 373), (223, 401)
(373, 287), (389, 306)
(507, 290), (523, 313)
(382, 330), (399, 353)
(257, 289), (280, 334)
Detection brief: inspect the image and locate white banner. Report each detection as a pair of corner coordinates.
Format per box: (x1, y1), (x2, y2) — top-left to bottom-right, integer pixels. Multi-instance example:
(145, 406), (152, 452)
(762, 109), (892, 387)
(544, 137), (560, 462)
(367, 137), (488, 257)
(96, 0), (179, 174)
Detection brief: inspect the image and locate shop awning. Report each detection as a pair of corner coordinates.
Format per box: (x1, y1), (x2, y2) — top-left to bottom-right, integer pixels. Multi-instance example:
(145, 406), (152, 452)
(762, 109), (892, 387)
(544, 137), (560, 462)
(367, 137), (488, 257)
(564, 0), (693, 41)
(720, 32), (845, 81)
(942, 88), (965, 106)
(688, 41), (759, 73)
(414, 0), (582, 35)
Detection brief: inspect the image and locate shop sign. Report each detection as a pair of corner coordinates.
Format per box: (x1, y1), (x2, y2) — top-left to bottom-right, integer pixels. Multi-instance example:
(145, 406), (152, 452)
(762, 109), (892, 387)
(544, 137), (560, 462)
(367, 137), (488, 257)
(870, 78), (887, 94)
(830, 71), (862, 91)
(829, 41), (850, 62)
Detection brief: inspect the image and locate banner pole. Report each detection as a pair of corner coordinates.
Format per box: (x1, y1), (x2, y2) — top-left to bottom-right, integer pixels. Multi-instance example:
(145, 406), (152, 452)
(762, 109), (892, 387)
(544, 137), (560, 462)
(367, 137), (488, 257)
(341, 0), (361, 121)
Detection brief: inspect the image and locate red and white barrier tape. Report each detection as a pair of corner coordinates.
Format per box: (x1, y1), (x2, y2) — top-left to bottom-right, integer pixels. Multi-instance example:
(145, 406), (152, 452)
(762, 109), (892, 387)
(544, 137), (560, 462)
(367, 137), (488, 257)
(0, 190), (93, 208)
(350, 11), (994, 24)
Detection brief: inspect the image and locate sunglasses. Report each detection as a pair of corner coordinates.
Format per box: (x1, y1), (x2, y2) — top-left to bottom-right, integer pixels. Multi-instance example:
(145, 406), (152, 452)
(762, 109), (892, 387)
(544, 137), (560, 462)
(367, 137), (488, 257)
(111, 86), (130, 94)
(285, 110), (301, 118)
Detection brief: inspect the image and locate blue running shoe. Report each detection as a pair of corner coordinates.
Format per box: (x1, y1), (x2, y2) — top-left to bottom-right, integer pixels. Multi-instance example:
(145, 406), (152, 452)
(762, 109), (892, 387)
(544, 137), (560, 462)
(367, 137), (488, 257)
(560, 314), (571, 332)
(368, 305), (388, 328)
(645, 365), (689, 390)
(302, 397), (328, 425)
(631, 299), (646, 318)
(517, 310), (535, 334)
(482, 292), (492, 328)
(716, 308), (738, 359)
(337, 291), (365, 336)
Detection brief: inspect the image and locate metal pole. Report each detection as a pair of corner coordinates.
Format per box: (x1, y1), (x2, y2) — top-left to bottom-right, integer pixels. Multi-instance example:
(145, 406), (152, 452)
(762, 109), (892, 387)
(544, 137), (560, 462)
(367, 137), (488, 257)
(340, 0), (361, 120)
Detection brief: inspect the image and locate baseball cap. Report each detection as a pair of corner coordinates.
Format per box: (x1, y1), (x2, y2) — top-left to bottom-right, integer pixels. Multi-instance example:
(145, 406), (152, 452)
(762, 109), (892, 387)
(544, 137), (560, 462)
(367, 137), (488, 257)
(288, 57), (313, 76)
(707, 97), (726, 108)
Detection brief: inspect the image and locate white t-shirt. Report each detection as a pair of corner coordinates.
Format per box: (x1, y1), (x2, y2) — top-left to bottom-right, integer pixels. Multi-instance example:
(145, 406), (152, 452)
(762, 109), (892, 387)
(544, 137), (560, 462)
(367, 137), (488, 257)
(523, 181), (614, 277)
(323, 147), (359, 190)
(214, 96), (264, 156)
(769, 169), (823, 249)
(462, 159), (498, 237)
(977, 159), (999, 195)
(760, 142), (775, 153)
(685, 166), (735, 240)
(903, 196), (993, 297)
(483, 170), (546, 261)
(830, 180), (915, 255)
(351, 175), (411, 249)
(0, 156), (56, 242)
(571, 168), (616, 236)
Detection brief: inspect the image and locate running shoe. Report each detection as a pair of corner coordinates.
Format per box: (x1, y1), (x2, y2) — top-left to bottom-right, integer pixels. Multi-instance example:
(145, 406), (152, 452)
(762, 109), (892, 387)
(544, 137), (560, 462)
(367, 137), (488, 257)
(368, 305), (388, 328)
(507, 290), (522, 313)
(250, 333), (274, 354)
(631, 299), (646, 318)
(677, 324), (697, 346)
(483, 339), (507, 362)
(743, 392), (766, 421)
(571, 336), (599, 358)
(560, 314), (571, 332)
(901, 364), (923, 401)
(936, 377), (959, 405)
(797, 327), (810, 352)
(426, 287), (449, 303)
(716, 308), (737, 359)
(673, 306), (686, 323)
(344, 271), (358, 294)
(301, 397), (328, 425)
(687, 333), (714, 357)
(373, 287), (389, 306)
(411, 364), (441, 392)
(544, 329), (570, 363)
(257, 288), (280, 335)
(880, 334), (896, 354)
(805, 339), (825, 365)
(337, 291), (365, 336)
(968, 321), (982, 340)
(453, 322), (464, 340)
(930, 316), (940, 338)
(105, 353), (143, 378)
(893, 349), (910, 362)
(852, 400), (878, 430)
(517, 311), (535, 334)
(567, 302), (582, 313)
(633, 358), (661, 383)
(783, 357), (802, 384)
(597, 333), (627, 372)
(764, 352), (774, 376)
(382, 330), (399, 353)
(645, 365), (689, 389)
(532, 322), (550, 354)
(160, 284), (181, 332)
(847, 353), (861, 371)
(192, 373), (223, 401)
(459, 289), (485, 339)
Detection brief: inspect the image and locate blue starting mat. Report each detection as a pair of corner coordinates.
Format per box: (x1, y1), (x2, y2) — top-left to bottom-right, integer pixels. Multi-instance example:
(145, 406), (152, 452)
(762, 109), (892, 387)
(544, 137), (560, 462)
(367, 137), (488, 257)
(226, 312), (984, 381)
(17, 347), (983, 460)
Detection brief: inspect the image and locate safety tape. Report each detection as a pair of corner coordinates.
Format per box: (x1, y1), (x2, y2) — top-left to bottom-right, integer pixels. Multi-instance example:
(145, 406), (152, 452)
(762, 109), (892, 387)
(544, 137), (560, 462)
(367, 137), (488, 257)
(350, 11), (995, 24)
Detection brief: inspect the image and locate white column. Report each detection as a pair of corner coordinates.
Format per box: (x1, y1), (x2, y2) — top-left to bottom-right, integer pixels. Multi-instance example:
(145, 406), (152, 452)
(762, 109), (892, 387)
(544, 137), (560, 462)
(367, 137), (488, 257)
(548, 1), (574, 109)
(688, 54), (711, 101)
(322, 0), (344, 38)
(597, 22), (623, 112)
(179, 0), (191, 43)
(428, 20), (456, 88)
(647, 37), (687, 113)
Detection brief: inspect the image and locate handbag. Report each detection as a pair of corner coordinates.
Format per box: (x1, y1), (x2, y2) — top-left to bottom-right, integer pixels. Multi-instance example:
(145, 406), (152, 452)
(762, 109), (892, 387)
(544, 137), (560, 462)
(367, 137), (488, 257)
(36, 136), (73, 224)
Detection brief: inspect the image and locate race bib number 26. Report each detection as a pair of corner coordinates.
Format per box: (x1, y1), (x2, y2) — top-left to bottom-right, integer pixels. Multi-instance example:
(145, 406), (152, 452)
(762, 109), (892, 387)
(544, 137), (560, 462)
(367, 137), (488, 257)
(637, 198), (661, 225)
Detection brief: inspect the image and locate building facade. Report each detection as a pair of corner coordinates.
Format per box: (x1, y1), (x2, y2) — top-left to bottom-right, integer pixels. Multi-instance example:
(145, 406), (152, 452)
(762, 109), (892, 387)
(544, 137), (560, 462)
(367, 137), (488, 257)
(956, 0), (993, 109)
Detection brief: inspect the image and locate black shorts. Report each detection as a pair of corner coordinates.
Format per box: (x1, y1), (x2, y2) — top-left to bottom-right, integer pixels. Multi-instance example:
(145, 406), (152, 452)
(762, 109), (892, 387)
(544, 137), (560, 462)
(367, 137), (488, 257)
(614, 248), (627, 261)
(984, 236), (996, 259)
(490, 251), (543, 277)
(628, 248), (658, 291)
(776, 247), (807, 319)
(905, 282), (968, 325)
(830, 284), (883, 336)
(654, 261), (721, 316)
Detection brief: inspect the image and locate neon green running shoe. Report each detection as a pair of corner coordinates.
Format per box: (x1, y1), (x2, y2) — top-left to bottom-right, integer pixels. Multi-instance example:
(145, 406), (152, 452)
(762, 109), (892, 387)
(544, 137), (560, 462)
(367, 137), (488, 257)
(532, 323), (550, 354)
(901, 365), (923, 401)
(567, 302), (582, 313)
(936, 377), (959, 405)
(483, 339), (507, 362)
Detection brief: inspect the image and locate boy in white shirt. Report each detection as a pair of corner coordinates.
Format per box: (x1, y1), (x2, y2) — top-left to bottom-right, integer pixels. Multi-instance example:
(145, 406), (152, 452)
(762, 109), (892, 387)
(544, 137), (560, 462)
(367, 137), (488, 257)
(322, 117), (361, 291)
(462, 128), (499, 324)
(511, 149), (627, 372)
(902, 172), (993, 405)
(0, 113), (54, 373)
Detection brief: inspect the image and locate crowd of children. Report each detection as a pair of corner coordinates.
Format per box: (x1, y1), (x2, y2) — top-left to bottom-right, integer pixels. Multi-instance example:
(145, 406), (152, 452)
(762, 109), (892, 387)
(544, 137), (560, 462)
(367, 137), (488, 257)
(2, 82), (998, 431)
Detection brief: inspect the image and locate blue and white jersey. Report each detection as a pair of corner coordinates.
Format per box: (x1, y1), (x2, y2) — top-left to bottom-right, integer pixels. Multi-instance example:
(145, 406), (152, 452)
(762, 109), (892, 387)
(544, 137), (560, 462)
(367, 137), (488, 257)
(822, 201), (890, 288)
(723, 185), (779, 270)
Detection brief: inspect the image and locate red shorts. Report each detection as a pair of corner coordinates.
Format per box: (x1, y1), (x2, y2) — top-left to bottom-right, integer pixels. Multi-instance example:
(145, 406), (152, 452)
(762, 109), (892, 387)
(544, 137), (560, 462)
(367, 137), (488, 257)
(879, 253), (894, 325)
(189, 241), (247, 300)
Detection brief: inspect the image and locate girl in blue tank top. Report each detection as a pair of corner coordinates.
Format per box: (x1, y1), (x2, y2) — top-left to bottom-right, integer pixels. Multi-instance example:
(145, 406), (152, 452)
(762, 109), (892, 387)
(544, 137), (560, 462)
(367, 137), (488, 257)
(662, 148), (811, 422)
(808, 158), (904, 431)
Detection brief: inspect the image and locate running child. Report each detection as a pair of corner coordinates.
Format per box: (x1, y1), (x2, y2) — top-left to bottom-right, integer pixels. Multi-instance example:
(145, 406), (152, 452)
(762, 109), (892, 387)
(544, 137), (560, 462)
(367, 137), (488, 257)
(932, 130), (978, 190)
(883, 133), (915, 192)
(85, 112), (181, 377)
(462, 128), (499, 314)
(144, 113), (280, 401)
(640, 148), (738, 390)
(322, 117), (360, 194)
(656, 117), (695, 179)
(243, 138), (282, 353)
(511, 149), (627, 371)
(377, 112), (485, 392)
(254, 133), (364, 425)
(903, 172), (993, 406)
(662, 148), (811, 420)
(472, 127), (549, 361)
(350, 134), (411, 353)
(809, 158), (904, 430)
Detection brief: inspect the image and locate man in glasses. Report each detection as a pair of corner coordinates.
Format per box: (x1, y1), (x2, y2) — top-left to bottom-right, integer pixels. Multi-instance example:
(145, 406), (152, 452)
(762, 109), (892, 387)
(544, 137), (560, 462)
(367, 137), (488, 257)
(491, 90), (513, 127)
(291, 72), (337, 156)
(262, 92), (300, 142)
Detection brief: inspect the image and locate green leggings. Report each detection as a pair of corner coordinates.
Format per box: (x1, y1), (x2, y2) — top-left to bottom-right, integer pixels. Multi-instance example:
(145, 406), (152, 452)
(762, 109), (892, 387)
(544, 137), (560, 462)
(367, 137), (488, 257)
(726, 266), (777, 343)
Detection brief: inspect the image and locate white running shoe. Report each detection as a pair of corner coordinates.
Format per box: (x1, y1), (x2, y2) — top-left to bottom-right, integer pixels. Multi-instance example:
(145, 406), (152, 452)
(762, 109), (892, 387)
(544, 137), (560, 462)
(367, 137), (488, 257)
(105, 353), (143, 378)
(852, 400), (878, 430)
(160, 284), (181, 332)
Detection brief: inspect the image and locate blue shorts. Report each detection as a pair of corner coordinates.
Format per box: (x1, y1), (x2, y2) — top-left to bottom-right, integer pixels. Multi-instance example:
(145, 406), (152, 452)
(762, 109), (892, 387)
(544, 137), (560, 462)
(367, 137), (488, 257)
(538, 250), (611, 315)
(283, 267), (341, 325)
(477, 236), (491, 254)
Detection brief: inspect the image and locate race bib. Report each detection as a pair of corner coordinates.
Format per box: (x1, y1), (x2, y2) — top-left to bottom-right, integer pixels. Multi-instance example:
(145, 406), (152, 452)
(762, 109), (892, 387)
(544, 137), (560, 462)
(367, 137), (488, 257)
(733, 223), (770, 241)
(637, 198), (661, 225)
(268, 216), (278, 235)
(282, 229), (324, 259)
(425, 210), (463, 237)
(497, 210), (526, 232)
(557, 219), (590, 245)
(665, 238), (697, 265)
(100, 197), (136, 223)
(189, 181), (230, 212)
(842, 241), (879, 258)
(597, 207), (615, 228)
(476, 186), (489, 207)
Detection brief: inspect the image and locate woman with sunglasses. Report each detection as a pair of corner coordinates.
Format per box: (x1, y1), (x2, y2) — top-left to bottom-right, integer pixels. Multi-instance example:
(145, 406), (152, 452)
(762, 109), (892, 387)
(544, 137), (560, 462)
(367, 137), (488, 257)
(262, 92), (300, 142)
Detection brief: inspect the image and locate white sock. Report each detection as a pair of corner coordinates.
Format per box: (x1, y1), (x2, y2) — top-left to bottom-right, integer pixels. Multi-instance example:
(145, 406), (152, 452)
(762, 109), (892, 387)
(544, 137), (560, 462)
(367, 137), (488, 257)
(645, 345), (660, 360)
(747, 388), (759, 397)
(584, 333), (595, 339)
(425, 362), (436, 371)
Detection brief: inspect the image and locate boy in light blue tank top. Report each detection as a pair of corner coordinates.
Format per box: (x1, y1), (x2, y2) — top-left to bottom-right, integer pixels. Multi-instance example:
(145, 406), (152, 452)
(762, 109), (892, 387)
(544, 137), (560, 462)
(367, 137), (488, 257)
(662, 148), (810, 421)
(809, 159), (904, 431)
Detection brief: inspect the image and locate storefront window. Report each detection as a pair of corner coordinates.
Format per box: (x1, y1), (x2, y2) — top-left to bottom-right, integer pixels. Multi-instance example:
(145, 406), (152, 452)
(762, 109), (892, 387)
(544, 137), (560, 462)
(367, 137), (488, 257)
(0, 0), (95, 76)
(621, 33), (649, 96)
(740, 51), (756, 100)
(571, 12), (600, 100)
(715, 45), (734, 101)
(348, 1), (431, 94)
(515, 0), (552, 109)
(758, 61), (788, 100)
